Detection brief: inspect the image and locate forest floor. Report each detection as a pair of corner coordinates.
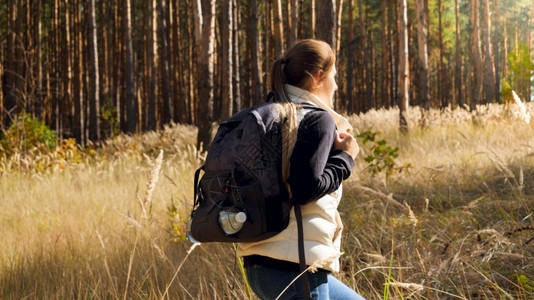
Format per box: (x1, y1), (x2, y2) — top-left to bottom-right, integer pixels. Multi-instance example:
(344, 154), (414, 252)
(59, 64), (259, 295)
(1, 102), (534, 299)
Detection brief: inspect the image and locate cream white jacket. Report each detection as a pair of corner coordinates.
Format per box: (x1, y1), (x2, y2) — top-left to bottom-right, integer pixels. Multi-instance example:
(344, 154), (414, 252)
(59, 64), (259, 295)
(237, 187), (344, 272)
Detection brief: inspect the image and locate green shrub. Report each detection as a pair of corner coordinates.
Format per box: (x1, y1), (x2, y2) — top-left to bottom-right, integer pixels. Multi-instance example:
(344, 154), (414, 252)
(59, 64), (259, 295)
(357, 130), (410, 178)
(1, 113), (57, 155)
(101, 96), (119, 138)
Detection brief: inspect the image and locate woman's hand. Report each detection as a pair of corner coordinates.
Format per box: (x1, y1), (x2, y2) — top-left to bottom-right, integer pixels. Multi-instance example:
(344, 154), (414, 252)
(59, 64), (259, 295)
(334, 131), (359, 159)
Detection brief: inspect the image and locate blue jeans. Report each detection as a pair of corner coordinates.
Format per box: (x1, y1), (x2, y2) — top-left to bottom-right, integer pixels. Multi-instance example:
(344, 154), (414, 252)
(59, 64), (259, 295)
(245, 262), (365, 300)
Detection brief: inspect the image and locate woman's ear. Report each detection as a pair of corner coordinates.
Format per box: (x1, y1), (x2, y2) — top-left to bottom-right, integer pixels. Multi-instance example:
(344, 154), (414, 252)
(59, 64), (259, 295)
(313, 70), (324, 87)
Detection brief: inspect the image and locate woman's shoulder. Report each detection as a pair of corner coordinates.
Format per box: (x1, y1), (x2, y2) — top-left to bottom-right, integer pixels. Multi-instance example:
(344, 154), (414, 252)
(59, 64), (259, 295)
(299, 104), (335, 128)
(297, 104), (336, 138)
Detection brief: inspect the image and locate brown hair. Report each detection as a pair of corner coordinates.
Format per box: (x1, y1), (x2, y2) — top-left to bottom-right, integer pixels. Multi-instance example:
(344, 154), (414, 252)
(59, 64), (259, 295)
(270, 39), (336, 104)
(269, 39), (335, 197)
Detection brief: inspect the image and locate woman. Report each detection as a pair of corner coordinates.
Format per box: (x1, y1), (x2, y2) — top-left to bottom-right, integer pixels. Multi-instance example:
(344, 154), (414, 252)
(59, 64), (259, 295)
(237, 39), (364, 299)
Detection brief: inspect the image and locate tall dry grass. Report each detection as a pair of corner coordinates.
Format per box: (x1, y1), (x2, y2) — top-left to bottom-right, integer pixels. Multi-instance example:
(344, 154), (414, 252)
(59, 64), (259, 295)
(342, 102), (534, 299)
(0, 123), (248, 299)
(1, 103), (533, 299)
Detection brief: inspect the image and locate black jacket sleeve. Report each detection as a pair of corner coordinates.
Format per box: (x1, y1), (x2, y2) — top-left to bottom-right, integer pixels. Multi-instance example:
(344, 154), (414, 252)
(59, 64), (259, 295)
(287, 108), (355, 204)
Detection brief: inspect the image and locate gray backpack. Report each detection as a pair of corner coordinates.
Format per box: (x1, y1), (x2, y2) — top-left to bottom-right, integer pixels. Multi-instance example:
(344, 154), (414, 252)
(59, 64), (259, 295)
(189, 93), (318, 297)
(189, 100), (294, 243)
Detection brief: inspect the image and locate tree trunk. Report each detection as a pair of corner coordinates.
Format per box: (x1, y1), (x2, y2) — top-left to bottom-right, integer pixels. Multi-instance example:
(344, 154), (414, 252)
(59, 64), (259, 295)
(166, 2), (177, 121)
(346, 0), (354, 114)
(529, 4), (534, 101)
(248, 0), (262, 105)
(158, 0), (172, 124)
(493, 0), (500, 103)
(408, 21), (416, 105)
(438, 0), (447, 108)
(64, 0), (77, 139)
(365, 22), (373, 111)
(356, 0), (366, 112)
(265, 1), (272, 97)
(471, 0), (483, 108)
(73, 0), (85, 144)
(35, 0), (43, 119)
(147, 0), (158, 130)
(455, 0), (463, 108)
(141, 0), (149, 130)
(221, 0), (233, 120)
(389, 1), (396, 108)
(315, 0), (335, 48)
(531, 5), (534, 53)
(195, 0), (216, 151)
(102, 1), (111, 113)
(335, 0), (343, 55)
(113, 2), (123, 133)
(21, 0), (28, 114)
(273, 0), (284, 57)
(415, 0), (430, 125)
(170, 0), (184, 122)
(380, 0), (388, 108)
(503, 12), (507, 86)
(398, 0), (409, 133)
(514, 23), (520, 97)
(310, 0), (315, 39)
(55, 0), (63, 138)
(290, 0), (299, 45)
(424, 0), (430, 56)
(3, 0), (17, 127)
(233, 0), (241, 112)
(88, 0), (100, 140)
(188, 1), (196, 124)
(363, 1), (372, 112)
(482, 0), (494, 103)
(59, 0), (71, 138)
(0, 58), (2, 127)
(123, 0), (137, 133)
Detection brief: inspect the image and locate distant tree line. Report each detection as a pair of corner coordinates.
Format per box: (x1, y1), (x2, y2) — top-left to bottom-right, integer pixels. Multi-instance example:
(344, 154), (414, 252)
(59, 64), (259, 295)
(1, 0), (533, 147)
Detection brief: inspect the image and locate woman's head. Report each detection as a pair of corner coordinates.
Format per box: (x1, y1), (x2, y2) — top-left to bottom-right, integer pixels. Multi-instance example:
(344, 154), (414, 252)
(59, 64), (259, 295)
(270, 39), (336, 103)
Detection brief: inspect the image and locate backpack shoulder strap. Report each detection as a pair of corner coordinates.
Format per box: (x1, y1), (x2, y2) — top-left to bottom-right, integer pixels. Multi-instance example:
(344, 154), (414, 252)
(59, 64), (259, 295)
(295, 203), (311, 298)
(293, 105), (322, 299)
(193, 165), (205, 208)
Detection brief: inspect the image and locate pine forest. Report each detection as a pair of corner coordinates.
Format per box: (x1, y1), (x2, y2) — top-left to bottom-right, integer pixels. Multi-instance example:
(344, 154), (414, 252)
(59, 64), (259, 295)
(1, 0), (533, 146)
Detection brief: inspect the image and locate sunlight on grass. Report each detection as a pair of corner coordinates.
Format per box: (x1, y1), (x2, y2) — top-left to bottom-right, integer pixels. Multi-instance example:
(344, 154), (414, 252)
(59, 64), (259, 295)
(1, 103), (534, 299)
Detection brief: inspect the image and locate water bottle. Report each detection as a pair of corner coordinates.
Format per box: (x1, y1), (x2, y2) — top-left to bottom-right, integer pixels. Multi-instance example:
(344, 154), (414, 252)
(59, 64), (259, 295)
(218, 209), (247, 235)
(185, 220), (200, 244)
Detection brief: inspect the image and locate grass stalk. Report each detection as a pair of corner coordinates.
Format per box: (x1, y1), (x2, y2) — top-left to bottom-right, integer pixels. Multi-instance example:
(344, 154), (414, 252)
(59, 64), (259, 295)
(383, 238), (394, 300)
(233, 243), (253, 300)
(274, 254), (341, 300)
(160, 242), (200, 300)
(123, 228), (140, 300)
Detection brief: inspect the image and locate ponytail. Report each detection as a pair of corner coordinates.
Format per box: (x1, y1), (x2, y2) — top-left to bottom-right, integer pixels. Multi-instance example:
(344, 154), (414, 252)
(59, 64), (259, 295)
(269, 57), (297, 197)
(270, 57), (292, 104)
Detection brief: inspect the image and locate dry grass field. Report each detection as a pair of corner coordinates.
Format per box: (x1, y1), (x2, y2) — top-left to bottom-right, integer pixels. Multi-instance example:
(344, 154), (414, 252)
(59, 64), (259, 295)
(1, 103), (533, 299)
